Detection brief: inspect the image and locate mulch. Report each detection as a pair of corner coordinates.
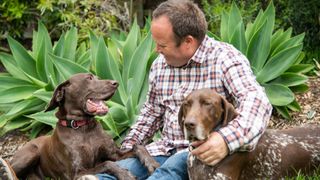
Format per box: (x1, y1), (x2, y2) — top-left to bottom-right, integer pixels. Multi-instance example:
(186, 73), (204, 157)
(269, 76), (320, 129)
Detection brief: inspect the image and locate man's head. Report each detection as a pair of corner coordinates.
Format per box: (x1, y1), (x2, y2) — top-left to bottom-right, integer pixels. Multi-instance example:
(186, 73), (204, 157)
(151, 0), (207, 67)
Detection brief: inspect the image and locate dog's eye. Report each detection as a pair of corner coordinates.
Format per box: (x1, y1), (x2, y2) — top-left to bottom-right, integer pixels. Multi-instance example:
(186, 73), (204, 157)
(202, 101), (211, 106)
(183, 101), (192, 107)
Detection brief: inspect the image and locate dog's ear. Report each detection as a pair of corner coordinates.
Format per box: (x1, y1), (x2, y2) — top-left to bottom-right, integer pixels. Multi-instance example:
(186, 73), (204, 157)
(178, 102), (185, 130)
(221, 96), (238, 126)
(45, 80), (69, 112)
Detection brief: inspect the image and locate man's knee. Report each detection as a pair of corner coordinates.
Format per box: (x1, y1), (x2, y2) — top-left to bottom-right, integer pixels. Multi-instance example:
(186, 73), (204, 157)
(161, 151), (188, 168)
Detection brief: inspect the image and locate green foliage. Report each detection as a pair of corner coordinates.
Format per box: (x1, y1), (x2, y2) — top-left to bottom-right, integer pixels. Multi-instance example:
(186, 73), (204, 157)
(0, 0), (129, 42)
(313, 58), (320, 77)
(272, 0), (320, 63)
(37, 0), (130, 41)
(202, 0), (320, 64)
(0, 0), (38, 38)
(285, 166), (320, 179)
(202, 0), (261, 40)
(217, 2), (313, 119)
(0, 20), (156, 139)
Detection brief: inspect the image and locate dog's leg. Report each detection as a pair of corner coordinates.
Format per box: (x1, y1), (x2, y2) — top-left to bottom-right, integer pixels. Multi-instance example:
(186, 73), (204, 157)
(132, 145), (160, 174)
(10, 141), (42, 178)
(77, 161), (136, 180)
(115, 145), (160, 175)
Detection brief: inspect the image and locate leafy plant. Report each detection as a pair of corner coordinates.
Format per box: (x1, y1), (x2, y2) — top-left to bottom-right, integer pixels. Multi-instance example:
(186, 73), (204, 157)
(272, 0), (320, 62)
(0, 0), (129, 43)
(0, 19), (156, 139)
(217, 2), (314, 119)
(37, 0), (130, 41)
(201, 0), (261, 38)
(313, 58), (320, 77)
(0, 0), (38, 39)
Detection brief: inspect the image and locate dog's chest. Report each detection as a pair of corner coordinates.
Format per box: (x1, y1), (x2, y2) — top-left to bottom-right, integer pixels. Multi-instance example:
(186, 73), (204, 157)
(58, 128), (113, 169)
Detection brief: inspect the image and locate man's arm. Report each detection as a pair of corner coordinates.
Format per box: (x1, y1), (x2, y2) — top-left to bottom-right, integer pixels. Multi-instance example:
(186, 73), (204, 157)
(218, 51), (273, 153)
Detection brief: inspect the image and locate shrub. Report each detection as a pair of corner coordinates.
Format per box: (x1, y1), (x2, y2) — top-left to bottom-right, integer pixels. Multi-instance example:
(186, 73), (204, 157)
(201, 0), (261, 37)
(272, 0), (320, 63)
(0, 0), (129, 42)
(37, 0), (130, 41)
(0, 0), (38, 39)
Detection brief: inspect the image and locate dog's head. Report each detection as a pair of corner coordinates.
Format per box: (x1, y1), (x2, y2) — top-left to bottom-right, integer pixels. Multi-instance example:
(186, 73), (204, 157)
(45, 73), (118, 119)
(178, 88), (238, 141)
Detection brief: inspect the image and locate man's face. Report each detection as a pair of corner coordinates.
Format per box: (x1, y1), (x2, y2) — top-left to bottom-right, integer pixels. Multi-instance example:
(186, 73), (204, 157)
(151, 16), (190, 67)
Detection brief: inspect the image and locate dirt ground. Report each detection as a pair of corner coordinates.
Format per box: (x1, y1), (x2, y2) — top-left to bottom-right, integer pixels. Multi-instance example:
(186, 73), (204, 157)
(1, 77), (319, 163)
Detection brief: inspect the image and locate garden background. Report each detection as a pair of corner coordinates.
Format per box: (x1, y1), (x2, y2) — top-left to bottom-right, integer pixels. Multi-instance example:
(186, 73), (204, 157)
(0, 0), (319, 178)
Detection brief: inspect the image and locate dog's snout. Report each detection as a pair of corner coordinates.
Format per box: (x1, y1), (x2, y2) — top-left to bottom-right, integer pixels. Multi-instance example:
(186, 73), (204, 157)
(184, 118), (197, 130)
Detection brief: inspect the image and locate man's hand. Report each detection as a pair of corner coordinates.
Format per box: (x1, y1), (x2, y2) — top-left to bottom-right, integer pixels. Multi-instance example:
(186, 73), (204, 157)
(190, 132), (228, 166)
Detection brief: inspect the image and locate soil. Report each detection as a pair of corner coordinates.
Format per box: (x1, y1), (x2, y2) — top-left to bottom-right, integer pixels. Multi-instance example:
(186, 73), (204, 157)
(1, 77), (320, 163)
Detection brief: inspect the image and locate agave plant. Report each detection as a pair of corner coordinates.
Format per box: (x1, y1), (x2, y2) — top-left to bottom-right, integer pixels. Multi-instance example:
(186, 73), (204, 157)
(0, 19), (156, 139)
(216, 2), (314, 119)
(0, 22), (89, 137)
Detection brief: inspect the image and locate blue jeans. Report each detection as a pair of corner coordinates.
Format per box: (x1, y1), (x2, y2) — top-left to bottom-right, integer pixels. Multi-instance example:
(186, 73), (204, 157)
(96, 151), (188, 180)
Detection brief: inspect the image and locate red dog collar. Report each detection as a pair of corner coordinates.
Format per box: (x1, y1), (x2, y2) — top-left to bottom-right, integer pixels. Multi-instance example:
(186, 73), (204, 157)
(58, 119), (94, 129)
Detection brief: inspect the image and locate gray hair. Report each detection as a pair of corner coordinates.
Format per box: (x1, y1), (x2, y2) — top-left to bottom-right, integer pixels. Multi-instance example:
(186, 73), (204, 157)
(152, 0), (207, 46)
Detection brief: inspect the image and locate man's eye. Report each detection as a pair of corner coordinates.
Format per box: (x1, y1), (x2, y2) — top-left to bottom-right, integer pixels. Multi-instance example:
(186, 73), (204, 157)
(158, 44), (166, 48)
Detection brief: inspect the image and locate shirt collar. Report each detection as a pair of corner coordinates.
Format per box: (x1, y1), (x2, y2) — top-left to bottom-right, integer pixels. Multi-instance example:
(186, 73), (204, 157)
(190, 35), (211, 64)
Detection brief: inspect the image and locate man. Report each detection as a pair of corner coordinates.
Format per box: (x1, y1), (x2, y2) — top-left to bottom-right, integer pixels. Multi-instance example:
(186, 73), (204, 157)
(97, 0), (272, 179)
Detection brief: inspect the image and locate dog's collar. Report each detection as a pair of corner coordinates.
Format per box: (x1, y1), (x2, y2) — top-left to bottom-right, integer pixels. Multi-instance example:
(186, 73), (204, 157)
(58, 119), (94, 129)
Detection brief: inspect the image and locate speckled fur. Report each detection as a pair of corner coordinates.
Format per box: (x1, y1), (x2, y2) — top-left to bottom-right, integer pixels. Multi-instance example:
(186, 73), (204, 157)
(188, 125), (320, 180)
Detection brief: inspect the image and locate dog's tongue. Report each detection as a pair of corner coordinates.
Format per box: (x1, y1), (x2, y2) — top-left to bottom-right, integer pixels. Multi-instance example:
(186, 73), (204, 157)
(86, 99), (108, 115)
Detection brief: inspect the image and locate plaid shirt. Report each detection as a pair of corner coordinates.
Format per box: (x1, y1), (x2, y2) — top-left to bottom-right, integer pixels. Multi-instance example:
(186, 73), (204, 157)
(121, 35), (272, 156)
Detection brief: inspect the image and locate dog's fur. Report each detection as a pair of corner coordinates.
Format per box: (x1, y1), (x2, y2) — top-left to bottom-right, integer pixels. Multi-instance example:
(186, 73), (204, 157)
(178, 88), (320, 180)
(10, 73), (159, 180)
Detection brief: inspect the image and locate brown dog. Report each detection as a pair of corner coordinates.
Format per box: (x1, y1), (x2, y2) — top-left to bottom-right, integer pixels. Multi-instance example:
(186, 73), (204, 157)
(10, 73), (159, 180)
(178, 88), (320, 180)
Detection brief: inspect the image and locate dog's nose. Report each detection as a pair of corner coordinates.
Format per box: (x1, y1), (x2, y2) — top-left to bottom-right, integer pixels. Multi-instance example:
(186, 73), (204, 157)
(185, 118), (197, 130)
(110, 80), (118, 87)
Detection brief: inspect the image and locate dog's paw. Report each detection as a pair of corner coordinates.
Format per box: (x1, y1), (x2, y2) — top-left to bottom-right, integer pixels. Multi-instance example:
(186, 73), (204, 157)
(146, 160), (160, 175)
(76, 175), (99, 180)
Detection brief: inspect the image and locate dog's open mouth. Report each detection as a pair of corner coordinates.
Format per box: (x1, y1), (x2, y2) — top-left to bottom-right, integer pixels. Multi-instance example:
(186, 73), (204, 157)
(86, 99), (109, 115)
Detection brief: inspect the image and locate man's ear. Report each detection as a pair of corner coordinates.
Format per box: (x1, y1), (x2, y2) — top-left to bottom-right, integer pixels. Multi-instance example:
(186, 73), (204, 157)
(221, 96), (238, 126)
(183, 35), (196, 48)
(45, 80), (69, 112)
